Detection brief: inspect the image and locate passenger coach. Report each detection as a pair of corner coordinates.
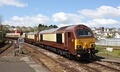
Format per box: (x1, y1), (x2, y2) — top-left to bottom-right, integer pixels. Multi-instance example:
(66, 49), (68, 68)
(25, 32), (38, 44)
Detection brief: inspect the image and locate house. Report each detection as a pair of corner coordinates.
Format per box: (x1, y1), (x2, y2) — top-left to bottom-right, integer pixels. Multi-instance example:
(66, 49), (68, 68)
(114, 32), (120, 38)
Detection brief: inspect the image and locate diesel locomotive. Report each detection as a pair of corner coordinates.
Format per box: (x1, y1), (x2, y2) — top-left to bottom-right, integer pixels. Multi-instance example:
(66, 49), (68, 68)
(5, 24), (98, 60)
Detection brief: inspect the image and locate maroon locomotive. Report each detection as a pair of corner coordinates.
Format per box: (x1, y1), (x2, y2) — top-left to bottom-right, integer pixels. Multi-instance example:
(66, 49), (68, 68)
(35, 24), (98, 60)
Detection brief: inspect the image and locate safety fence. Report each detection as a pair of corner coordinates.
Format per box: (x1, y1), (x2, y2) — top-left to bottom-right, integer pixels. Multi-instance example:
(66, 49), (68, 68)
(95, 38), (120, 46)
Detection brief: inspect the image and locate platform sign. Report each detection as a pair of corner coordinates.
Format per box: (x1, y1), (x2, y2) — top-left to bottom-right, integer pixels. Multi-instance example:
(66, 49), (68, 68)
(18, 37), (24, 43)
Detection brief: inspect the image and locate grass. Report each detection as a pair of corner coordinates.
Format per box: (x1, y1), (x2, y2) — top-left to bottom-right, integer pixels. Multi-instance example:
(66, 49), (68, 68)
(96, 45), (120, 58)
(0, 39), (3, 42)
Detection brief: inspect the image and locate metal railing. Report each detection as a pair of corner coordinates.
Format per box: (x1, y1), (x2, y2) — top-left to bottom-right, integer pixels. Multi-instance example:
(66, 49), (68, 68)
(96, 38), (120, 46)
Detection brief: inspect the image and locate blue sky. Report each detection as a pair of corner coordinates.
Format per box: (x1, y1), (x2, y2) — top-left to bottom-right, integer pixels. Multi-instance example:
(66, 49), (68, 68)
(0, 0), (120, 28)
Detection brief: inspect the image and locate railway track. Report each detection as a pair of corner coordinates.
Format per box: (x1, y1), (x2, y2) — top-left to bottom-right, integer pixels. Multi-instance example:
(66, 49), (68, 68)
(98, 60), (120, 69)
(25, 43), (111, 72)
(0, 41), (119, 72)
(85, 60), (120, 72)
(24, 43), (77, 72)
(0, 41), (118, 72)
(25, 43), (120, 72)
(100, 58), (120, 64)
(0, 41), (13, 57)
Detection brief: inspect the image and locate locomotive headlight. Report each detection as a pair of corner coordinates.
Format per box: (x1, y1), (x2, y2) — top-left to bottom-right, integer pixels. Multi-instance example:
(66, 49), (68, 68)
(91, 44), (96, 47)
(76, 45), (82, 49)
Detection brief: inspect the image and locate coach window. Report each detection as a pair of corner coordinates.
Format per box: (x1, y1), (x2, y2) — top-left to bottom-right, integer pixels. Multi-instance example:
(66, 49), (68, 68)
(68, 32), (71, 37)
(56, 33), (62, 44)
(40, 34), (43, 41)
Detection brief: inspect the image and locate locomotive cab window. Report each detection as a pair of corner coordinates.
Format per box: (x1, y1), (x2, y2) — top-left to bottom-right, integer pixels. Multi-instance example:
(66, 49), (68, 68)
(76, 29), (92, 37)
(68, 32), (71, 37)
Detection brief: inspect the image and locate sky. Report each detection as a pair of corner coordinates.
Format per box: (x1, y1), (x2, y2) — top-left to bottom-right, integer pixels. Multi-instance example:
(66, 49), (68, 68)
(0, 0), (120, 28)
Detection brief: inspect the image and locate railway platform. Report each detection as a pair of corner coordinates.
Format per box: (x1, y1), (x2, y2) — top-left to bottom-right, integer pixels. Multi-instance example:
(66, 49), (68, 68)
(0, 44), (50, 72)
(0, 56), (50, 72)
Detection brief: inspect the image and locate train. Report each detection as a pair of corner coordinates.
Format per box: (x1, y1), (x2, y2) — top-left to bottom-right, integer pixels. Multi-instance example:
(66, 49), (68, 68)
(5, 24), (98, 60)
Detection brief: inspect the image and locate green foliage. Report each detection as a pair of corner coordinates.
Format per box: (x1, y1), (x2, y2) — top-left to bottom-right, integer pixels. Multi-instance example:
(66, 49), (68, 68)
(53, 25), (58, 28)
(119, 52), (120, 56)
(38, 24), (58, 31)
(38, 24), (58, 28)
(0, 39), (2, 42)
(0, 32), (4, 42)
(0, 24), (58, 34)
(38, 24), (45, 27)
(96, 45), (120, 58)
(38, 27), (49, 31)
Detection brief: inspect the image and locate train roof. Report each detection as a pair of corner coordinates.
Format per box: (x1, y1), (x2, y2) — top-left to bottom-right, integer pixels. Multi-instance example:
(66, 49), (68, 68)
(40, 28), (59, 34)
(39, 25), (76, 34)
(39, 24), (90, 34)
(63, 25), (76, 30)
(27, 32), (38, 35)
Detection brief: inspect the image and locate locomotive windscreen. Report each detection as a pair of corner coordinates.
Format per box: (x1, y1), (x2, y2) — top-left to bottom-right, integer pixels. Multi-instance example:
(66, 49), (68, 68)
(76, 29), (92, 37)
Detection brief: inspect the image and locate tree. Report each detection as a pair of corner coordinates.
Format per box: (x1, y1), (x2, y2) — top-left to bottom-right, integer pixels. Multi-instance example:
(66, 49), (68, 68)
(38, 24), (43, 27)
(49, 25), (58, 28)
(49, 25), (53, 27)
(44, 25), (48, 27)
(53, 25), (58, 28)
(0, 15), (3, 30)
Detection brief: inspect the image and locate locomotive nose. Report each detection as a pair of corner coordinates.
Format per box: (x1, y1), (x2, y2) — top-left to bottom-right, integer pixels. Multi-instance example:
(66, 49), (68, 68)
(83, 42), (88, 49)
(75, 38), (95, 50)
(81, 39), (91, 49)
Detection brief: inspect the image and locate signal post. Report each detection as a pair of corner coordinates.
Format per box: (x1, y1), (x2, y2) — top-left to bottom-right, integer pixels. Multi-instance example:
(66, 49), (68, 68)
(18, 35), (24, 55)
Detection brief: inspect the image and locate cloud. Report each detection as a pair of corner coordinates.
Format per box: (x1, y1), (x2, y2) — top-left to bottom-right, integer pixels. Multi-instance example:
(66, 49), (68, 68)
(52, 12), (84, 27)
(3, 14), (50, 27)
(79, 5), (120, 18)
(87, 18), (120, 27)
(2, 5), (120, 28)
(52, 12), (71, 24)
(0, 0), (28, 7)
